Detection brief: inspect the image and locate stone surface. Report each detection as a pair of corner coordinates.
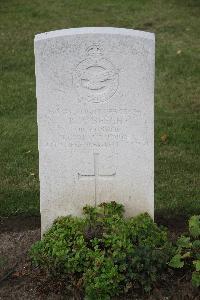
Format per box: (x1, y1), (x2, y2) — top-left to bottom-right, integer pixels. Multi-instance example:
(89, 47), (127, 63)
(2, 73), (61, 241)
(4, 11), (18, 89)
(34, 27), (155, 234)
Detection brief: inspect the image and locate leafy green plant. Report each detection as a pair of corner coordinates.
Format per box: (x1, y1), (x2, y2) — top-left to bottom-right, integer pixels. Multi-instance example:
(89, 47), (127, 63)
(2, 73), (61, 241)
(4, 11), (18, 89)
(30, 202), (173, 299)
(169, 215), (200, 288)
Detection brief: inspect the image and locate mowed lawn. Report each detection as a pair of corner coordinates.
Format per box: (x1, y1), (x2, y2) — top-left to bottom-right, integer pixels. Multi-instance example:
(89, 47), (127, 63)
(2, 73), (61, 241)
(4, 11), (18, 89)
(0, 0), (199, 218)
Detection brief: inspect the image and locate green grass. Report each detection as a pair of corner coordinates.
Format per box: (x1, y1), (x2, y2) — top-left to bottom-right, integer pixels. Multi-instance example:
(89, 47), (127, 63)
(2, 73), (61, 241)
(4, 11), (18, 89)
(0, 0), (199, 218)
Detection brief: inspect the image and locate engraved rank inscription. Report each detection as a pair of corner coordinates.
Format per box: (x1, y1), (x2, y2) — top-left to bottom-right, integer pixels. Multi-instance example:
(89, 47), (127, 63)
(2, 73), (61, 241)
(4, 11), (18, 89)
(73, 45), (119, 103)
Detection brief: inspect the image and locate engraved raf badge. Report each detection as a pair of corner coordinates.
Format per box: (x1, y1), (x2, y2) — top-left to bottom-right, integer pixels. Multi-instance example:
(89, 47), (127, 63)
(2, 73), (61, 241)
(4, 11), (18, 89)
(73, 45), (118, 103)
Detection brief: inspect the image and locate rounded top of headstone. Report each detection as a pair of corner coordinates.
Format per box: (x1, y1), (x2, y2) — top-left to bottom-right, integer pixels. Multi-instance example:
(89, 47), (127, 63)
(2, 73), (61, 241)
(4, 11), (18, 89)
(34, 27), (155, 42)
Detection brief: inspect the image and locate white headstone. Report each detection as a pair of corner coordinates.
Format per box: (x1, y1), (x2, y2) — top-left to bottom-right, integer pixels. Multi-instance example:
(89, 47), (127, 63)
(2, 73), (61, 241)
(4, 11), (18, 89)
(35, 27), (155, 234)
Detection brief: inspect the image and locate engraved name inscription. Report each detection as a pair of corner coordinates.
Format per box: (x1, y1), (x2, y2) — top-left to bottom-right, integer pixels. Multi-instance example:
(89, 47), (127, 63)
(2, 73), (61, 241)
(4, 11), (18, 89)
(40, 108), (144, 149)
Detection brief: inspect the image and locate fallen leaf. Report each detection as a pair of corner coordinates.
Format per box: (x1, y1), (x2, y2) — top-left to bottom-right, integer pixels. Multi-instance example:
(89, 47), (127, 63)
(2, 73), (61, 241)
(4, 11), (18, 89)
(161, 133), (168, 143)
(12, 271), (20, 278)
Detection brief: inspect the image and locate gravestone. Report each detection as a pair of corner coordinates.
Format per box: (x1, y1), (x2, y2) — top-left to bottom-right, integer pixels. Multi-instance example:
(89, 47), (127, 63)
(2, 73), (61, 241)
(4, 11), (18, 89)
(34, 27), (155, 234)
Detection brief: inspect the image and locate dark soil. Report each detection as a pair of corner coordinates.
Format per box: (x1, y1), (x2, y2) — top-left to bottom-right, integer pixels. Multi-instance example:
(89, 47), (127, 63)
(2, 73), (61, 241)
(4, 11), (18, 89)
(0, 216), (199, 300)
(155, 215), (188, 234)
(0, 216), (40, 233)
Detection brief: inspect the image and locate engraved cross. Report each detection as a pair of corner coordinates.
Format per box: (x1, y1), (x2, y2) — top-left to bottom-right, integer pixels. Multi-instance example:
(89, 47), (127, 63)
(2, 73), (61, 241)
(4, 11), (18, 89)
(78, 153), (116, 206)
